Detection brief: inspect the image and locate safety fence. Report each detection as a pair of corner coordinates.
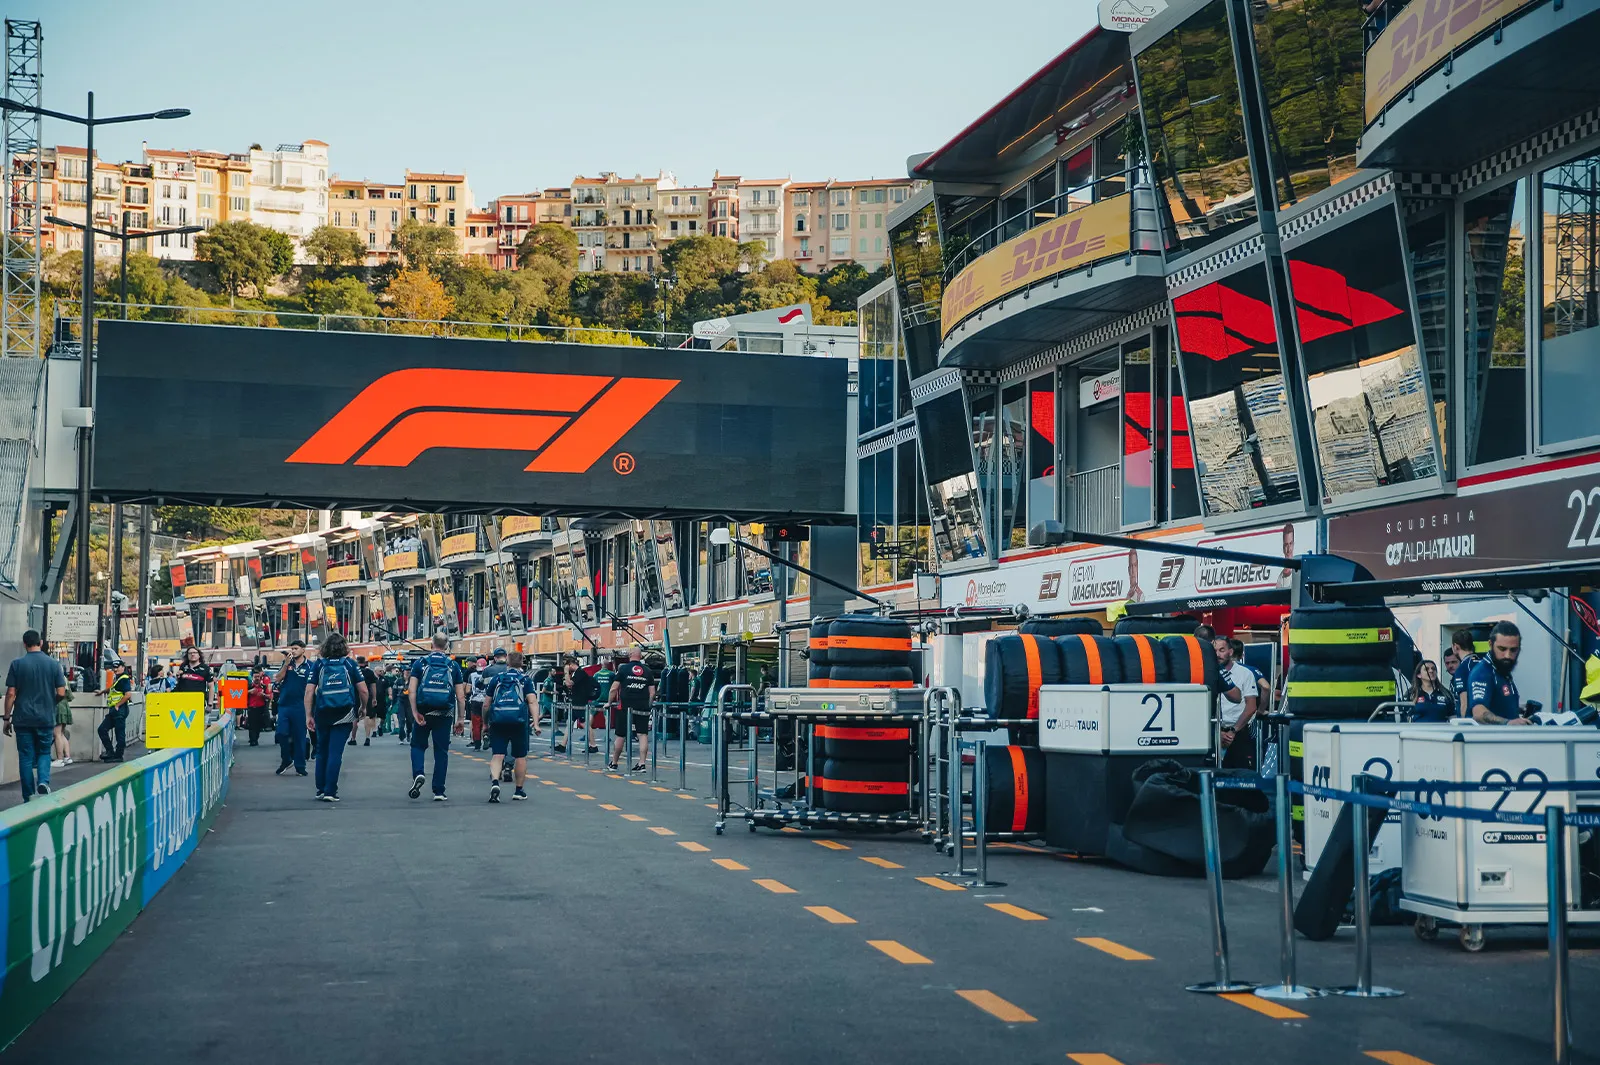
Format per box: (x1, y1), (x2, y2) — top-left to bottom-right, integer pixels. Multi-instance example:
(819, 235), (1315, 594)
(1195, 769), (1578, 1065)
(0, 713), (235, 1049)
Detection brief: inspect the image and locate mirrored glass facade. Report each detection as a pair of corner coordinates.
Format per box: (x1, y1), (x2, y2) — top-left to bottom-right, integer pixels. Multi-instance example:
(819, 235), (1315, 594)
(916, 391), (987, 564)
(890, 202), (945, 380)
(1463, 181), (1529, 466)
(1539, 151), (1600, 448)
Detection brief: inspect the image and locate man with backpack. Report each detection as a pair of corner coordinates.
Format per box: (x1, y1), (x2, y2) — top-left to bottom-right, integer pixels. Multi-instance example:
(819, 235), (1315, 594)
(303, 633), (368, 803)
(407, 633), (466, 801)
(485, 651), (541, 802)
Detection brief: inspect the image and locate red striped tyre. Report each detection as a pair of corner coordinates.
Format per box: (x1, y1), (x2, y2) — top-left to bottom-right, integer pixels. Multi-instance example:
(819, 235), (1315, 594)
(807, 617), (833, 669)
(827, 615), (913, 666)
(817, 758), (913, 813)
(1161, 634), (1223, 691)
(1056, 633), (1124, 686)
(1019, 616), (1102, 637)
(982, 635), (1063, 719)
(807, 663), (831, 689)
(817, 723), (913, 761)
(984, 745), (1045, 834)
(1113, 634), (1171, 685)
(826, 665), (916, 689)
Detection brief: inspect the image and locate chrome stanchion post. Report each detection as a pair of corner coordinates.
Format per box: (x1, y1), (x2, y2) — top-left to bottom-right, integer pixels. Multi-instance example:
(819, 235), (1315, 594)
(1256, 773), (1325, 1001)
(967, 739), (1002, 888)
(1187, 770), (1258, 993)
(1333, 775), (1402, 998)
(1548, 805), (1571, 1065)
(678, 708), (688, 792)
(649, 704), (661, 782)
(941, 732), (976, 878)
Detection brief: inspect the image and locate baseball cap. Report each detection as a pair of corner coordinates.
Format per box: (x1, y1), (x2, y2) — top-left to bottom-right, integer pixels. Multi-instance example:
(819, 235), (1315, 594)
(493, 647), (507, 658)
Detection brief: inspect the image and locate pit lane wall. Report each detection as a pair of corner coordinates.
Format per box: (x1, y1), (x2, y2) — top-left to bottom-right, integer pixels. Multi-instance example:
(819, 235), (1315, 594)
(0, 713), (235, 1048)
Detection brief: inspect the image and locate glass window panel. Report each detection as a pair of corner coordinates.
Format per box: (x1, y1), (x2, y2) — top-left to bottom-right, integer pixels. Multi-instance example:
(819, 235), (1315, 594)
(1134, 0), (1257, 256)
(1463, 181), (1529, 465)
(1291, 206), (1440, 498)
(1000, 383), (1028, 549)
(874, 295), (895, 427)
(1027, 375), (1058, 534)
(653, 522), (686, 614)
(1062, 146), (1095, 207)
(1407, 210), (1450, 474)
(858, 453), (878, 588)
(632, 521), (663, 616)
(1173, 263), (1303, 513)
(1167, 336), (1203, 520)
(1030, 169), (1057, 221)
(970, 388), (1000, 549)
(1001, 189), (1029, 240)
(1539, 152), (1600, 447)
(916, 391), (988, 564)
(1251, 0), (1363, 210)
(890, 203), (944, 380)
(1097, 121), (1129, 199)
(895, 439), (929, 581)
(859, 295), (879, 430)
(1121, 337), (1156, 527)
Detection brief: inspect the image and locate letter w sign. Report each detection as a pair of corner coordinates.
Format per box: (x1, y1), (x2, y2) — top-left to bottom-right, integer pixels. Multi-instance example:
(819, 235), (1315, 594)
(147, 692), (207, 749)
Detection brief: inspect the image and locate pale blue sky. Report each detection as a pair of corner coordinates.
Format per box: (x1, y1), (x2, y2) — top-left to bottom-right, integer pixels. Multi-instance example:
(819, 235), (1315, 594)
(31, 0), (1097, 205)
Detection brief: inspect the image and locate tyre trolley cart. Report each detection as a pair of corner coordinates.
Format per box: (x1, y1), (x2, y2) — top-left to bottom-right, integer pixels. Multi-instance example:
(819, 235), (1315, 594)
(715, 686), (937, 835)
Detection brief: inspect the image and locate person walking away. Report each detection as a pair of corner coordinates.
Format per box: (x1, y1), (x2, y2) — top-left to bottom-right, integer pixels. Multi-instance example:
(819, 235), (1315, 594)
(5, 630), (67, 801)
(1212, 637), (1256, 769)
(373, 665), (390, 737)
(304, 632), (367, 802)
(391, 664), (412, 743)
(478, 648), (514, 780)
(246, 668), (271, 745)
(486, 651), (541, 802)
(609, 647), (656, 773)
(1411, 660), (1453, 722)
(357, 656), (380, 746)
(466, 656), (489, 749)
(408, 634), (465, 801)
(51, 670), (74, 768)
(1448, 628), (1480, 718)
(273, 639), (313, 777)
(96, 661), (134, 762)
(1468, 621), (1533, 726)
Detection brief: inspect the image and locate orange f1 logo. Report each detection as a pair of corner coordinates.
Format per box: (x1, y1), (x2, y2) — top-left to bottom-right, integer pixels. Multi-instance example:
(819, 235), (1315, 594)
(286, 369), (678, 472)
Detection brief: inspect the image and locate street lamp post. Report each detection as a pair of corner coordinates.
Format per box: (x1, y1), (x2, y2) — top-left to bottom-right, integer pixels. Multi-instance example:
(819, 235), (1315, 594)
(0, 92), (188, 619)
(46, 213), (203, 319)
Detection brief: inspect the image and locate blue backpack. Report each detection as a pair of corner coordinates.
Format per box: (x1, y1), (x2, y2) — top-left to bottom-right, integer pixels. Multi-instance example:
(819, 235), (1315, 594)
(315, 658), (356, 711)
(488, 672), (530, 726)
(415, 653), (456, 712)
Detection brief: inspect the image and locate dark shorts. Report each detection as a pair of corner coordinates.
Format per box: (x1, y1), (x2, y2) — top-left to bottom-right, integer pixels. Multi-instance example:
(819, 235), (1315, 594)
(614, 706), (651, 735)
(365, 703), (384, 718)
(488, 722), (530, 759)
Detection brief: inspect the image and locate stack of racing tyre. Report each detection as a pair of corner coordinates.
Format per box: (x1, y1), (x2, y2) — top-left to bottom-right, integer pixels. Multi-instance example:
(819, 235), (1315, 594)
(811, 615), (917, 816)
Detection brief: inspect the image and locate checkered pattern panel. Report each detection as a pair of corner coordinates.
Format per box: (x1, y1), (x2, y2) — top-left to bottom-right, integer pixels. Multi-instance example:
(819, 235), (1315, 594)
(994, 302), (1171, 386)
(909, 369), (961, 403)
(1397, 104), (1600, 198)
(1277, 174), (1394, 243)
(857, 423), (916, 459)
(1164, 235), (1265, 293)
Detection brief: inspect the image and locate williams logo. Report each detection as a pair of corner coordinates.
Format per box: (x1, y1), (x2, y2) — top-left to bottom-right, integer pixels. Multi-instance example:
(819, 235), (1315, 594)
(1157, 557), (1185, 591)
(287, 369), (678, 471)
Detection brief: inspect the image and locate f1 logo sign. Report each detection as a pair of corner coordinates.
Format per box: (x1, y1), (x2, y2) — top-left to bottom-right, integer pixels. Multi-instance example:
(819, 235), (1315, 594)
(287, 369), (678, 472)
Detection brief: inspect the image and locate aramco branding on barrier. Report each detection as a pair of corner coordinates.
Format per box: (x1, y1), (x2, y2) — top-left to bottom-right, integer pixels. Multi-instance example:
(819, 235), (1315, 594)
(149, 756), (199, 877)
(28, 780), (141, 983)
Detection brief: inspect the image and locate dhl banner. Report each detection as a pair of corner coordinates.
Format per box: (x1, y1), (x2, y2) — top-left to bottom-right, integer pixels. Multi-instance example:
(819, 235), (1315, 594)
(182, 582), (230, 600)
(428, 592), (445, 619)
(324, 602), (339, 629)
(440, 532), (479, 557)
(941, 194), (1131, 338)
(147, 638), (182, 659)
(502, 516), (541, 537)
(327, 563), (362, 584)
(384, 551), (420, 573)
(259, 574), (302, 593)
(1365, 0), (1539, 123)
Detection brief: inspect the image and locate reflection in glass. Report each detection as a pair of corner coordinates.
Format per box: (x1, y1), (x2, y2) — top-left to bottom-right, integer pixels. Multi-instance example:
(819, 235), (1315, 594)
(1000, 384), (1028, 549)
(858, 288), (896, 434)
(1463, 181), (1528, 465)
(1097, 122), (1129, 199)
(1406, 210), (1450, 473)
(740, 525), (774, 598)
(891, 203), (944, 380)
(895, 439), (930, 581)
(916, 391), (988, 564)
(1173, 264), (1302, 513)
(1540, 152), (1600, 447)
(631, 521), (662, 616)
(1167, 336), (1203, 520)
(1135, 0), (1257, 256)
(1291, 206), (1439, 497)
(1027, 375), (1057, 535)
(650, 521), (687, 615)
(970, 387), (998, 544)
(857, 448), (894, 589)
(1121, 338), (1156, 527)
(1251, 0), (1363, 210)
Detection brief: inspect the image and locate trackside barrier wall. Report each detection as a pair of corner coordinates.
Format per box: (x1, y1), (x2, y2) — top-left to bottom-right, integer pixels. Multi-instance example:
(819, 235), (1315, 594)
(0, 713), (236, 1049)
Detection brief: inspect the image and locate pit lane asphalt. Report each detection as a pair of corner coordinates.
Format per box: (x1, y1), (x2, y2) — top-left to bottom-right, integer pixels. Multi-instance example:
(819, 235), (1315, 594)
(7, 737), (1599, 1065)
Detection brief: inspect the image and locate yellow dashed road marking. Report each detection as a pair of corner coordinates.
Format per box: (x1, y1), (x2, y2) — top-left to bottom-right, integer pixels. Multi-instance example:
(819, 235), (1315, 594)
(1075, 938), (1152, 961)
(916, 876), (966, 892)
(558, 787), (575, 793)
(620, 814), (648, 822)
(867, 940), (931, 964)
(1219, 993), (1307, 1020)
(781, 827), (802, 834)
(648, 826), (676, 836)
(651, 786), (671, 792)
(576, 794), (595, 800)
(754, 878), (797, 894)
(1068, 1054), (1128, 1065)
(712, 858), (748, 871)
(678, 842), (710, 852)
(860, 857), (902, 869)
(676, 793), (696, 800)
(1365, 1054), (1440, 1065)
(805, 906), (856, 925)
(813, 840), (850, 851)
(599, 804), (621, 811)
(986, 902), (1047, 921)
(955, 989), (1035, 1023)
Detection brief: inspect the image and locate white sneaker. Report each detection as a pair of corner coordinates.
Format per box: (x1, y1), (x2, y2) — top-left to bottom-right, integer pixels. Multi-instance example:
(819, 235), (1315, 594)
(50, 759), (66, 768)
(62, 757), (73, 766)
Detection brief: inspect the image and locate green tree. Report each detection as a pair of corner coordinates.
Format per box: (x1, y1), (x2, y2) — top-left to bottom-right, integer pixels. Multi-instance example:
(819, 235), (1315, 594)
(112, 253), (175, 315)
(569, 272), (653, 332)
(737, 240), (769, 272)
(516, 222), (579, 269)
(195, 220), (288, 302)
(662, 234), (742, 290)
(394, 218), (459, 272)
(817, 261), (889, 313)
(441, 261), (513, 332)
(738, 259), (829, 317)
(506, 257), (573, 323)
(154, 506), (263, 541)
(383, 267), (454, 331)
(302, 224), (366, 269)
(302, 275), (380, 320)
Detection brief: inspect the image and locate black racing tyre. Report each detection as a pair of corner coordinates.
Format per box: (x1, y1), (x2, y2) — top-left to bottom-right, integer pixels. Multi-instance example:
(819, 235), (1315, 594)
(817, 723), (913, 761)
(817, 758), (912, 813)
(1287, 606), (1398, 664)
(1113, 634), (1171, 685)
(827, 615), (913, 666)
(1056, 634), (1124, 686)
(1113, 615), (1201, 637)
(1019, 616), (1102, 637)
(826, 664), (916, 689)
(983, 635), (1064, 719)
(1294, 798), (1390, 941)
(808, 617), (833, 669)
(1161, 634), (1223, 692)
(984, 745), (1046, 834)
(807, 663), (831, 689)
(1283, 662), (1398, 720)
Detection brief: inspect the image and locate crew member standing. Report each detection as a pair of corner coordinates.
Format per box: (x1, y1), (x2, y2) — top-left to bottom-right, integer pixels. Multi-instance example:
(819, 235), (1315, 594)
(1449, 628), (1480, 718)
(97, 662), (134, 762)
(1468, 621), (1532, 726)
(609, 647), (655, 773)
(274, 639), (312, 777)
(1212, 637), (1255, 769)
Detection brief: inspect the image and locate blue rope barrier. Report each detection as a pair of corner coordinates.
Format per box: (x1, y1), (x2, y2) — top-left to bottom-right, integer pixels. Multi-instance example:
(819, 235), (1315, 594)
(1201, 773), (1600, 827)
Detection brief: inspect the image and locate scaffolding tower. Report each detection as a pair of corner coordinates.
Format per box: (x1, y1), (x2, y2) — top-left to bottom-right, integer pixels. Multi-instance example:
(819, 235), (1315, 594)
(2, 20), (42, 359)
(1549, 155), (1600, 337)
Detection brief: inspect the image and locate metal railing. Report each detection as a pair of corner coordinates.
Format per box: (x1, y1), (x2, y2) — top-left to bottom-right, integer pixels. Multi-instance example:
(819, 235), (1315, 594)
(942, 165), (1151, 282)
(1070, 464), (1122, 535)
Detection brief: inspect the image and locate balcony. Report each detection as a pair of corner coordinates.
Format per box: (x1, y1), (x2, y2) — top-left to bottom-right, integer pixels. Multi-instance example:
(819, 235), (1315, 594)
(182, 580), (233, 604)
(1359, 0), (1600, 171)
(439, 528), (489, 566)
(793, 248), (813, 260)
(663, 202), (702, 215)
(258, 572), (305, 598)
(938, 170), (1166, 370)
(573, 192), (606, 205)
(500, 516), (547, 550)
(573, 216), (606, 228)
(325, 562), (366, 590)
